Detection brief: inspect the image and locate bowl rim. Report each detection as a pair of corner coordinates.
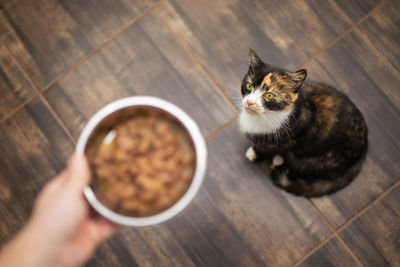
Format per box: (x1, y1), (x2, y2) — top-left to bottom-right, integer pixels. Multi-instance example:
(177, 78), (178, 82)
(75, 96), (207, 227)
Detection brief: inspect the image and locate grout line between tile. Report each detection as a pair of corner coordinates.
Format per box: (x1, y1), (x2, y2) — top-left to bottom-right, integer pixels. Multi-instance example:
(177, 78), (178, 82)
(308, 199), (336, 232)
(40, 1), (164, 94)
(305, 172), (400, 237)
(328, 0), (358, 26)
(4, 46), (40, 95)
(153, 10), (239, 114)
(0, 45), (41, 123)
(307, 199), (364, 266)
(351, 0), (388, 26)
(297, 1), (392, 265)
(299, 0), (388, 70)
(306, 1), (387, 245)
(298, 27), (353, 69)
(2, 1), (394, 266)
(335, 234), (365, 266)
(39, 95), (77, 143)
(302, 178), (400, 266)
(0, 94), (39, 123)
(3, 3), (229, 262)
(2, 0), (164, 141)
(127, 1), (174, 252)
(135, 4), (230, 262)
(292, 232), (336, 267)
(336, 179), (400, 232)
(6, 3), (173, 259)
(206, 115), (238, 143)
(4, 44), (77, 143)
(329, 0), (399, 79)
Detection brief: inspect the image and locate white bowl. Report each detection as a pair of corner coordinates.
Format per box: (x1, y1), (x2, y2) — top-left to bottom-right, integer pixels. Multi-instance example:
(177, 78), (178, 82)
(75, 96), (207, 227)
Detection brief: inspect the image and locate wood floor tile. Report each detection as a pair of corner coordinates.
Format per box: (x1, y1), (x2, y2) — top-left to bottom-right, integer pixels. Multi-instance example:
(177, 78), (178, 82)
(43, 12), (236, 139)
(86, 229), (165, 267)
(1, 1), (398, 266)
(0, 0), (149, 88)
(0, 13), (37, 121)
(0, 98), (75, 244)
(357, 0), (400, 73)
(304, 31), (400, 228)
(339, 185), (400, 267)
(141, 123), (331, 266)
(156, 0), (350, 103)
(146, 0), (160, 5)
(332, 0), (384, 23)
(298, 237), (361, 267)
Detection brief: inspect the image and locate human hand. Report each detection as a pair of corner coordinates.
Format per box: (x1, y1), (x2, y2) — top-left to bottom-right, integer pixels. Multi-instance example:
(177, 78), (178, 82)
(0, 154), (116, 267)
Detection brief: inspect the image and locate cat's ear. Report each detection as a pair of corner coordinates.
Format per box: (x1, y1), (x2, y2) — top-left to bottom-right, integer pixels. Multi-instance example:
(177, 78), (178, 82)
(249, 48), (263, 66)
(286, 69), (307, 91)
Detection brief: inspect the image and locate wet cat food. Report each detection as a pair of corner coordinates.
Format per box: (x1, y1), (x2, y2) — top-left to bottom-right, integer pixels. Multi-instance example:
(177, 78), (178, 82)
(87, 112), (195, 217)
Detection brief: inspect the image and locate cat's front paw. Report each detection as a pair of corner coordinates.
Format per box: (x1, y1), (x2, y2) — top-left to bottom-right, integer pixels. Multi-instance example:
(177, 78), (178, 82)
(270, 168), (292, 187)
(245, 146), (257, 162)
(272, 155), (284, 166)
(270, 154), (284, 170)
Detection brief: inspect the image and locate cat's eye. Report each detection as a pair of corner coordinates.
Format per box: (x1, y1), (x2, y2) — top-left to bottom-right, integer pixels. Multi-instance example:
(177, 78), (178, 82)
(263, 92), (275, 100)
(246, 83), (253, 91)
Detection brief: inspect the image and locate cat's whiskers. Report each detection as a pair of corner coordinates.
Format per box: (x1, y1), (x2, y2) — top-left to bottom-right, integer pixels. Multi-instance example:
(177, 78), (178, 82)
(260, 110), (281, 146)
(286, 112), (297, 145)
(282, 122), (294, 146)
(227, 93), (245, 110)
(280, 116), (294, 145)
(260, 108), (296, 147)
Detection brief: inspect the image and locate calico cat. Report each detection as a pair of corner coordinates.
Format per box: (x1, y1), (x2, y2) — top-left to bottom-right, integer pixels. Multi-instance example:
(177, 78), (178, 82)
(239, 49), (367, 197)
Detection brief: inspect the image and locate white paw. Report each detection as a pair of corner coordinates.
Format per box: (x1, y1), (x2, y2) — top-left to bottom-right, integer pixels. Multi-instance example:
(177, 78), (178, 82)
(245, 147), (257, 162)
(279, 172), (291, 187)
(272, 155), (284, 167)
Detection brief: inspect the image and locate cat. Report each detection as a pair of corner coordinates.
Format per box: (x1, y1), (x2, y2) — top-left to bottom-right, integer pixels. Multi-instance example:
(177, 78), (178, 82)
(239, 49), (368, 197)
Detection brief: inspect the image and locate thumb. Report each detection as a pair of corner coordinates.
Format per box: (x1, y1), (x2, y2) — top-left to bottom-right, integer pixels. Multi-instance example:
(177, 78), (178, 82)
(67, 154), (91, 189)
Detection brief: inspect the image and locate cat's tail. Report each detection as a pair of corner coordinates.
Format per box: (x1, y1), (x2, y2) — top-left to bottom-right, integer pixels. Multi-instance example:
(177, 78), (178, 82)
(270, 154), (366, 198)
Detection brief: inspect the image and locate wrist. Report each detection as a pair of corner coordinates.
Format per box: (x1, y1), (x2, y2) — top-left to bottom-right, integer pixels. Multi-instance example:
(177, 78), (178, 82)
(0, 220), (60, 267)
(19, 219), (61, 267)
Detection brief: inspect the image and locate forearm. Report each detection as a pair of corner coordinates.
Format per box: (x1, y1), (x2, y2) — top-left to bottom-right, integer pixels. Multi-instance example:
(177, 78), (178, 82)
(0, 220), (60, 267)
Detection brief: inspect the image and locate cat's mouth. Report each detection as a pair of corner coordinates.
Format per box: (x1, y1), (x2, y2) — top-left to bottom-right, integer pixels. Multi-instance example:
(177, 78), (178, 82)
(244, 106), (261, 115)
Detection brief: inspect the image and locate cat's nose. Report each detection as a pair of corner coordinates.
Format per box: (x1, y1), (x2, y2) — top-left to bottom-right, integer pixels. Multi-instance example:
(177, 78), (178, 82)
(246, 100), (255, 106)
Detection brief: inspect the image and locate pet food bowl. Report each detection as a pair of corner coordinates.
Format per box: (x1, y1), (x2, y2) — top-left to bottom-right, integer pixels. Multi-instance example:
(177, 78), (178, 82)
(75, 96), (207, 227)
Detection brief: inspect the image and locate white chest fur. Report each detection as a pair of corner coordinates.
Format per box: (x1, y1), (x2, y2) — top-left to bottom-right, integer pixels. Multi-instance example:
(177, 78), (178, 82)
(239, 108), (292, 134)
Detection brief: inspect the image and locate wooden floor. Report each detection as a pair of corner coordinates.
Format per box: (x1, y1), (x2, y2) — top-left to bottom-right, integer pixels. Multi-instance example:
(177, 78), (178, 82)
(1, 0), (399, 266)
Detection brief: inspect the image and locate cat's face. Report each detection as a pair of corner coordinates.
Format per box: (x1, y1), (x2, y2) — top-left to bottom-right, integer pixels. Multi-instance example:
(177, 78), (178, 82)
(239, 49), (307, 134)
(241, 50), (307, 115)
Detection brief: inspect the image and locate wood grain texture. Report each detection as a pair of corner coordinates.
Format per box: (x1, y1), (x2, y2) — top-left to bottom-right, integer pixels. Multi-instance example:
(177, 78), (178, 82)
(156, 0), (350, 104)
(141, 123), (331, 267)
(357, 0), (400, 73)
(0, 12), (37, 121)
(298, 237), (361, 267)
(332, 0), (384, 23)
(0, 98), (74, 244)
(86, 229), (165, 267)
(305, 31), (400, 228)
(43, 12), (236, 139)
(0, 0), (149, 88)
(1, 0), (399, 266)
(339, 185), (400, 267)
